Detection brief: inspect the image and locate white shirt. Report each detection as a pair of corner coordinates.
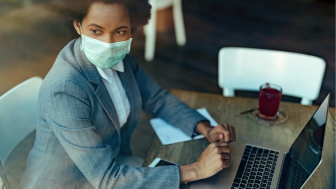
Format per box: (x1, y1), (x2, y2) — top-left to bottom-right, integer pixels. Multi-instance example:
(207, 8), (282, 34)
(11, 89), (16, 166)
(96, 61), (130, 127)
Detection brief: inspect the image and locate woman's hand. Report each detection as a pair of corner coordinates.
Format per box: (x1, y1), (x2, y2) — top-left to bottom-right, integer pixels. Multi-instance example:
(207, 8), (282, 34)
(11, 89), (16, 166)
(196, 121), (236, 143)
(179, 142), (231, 183)
(208, 124), (236, 143)
(195, 142), (231, 179)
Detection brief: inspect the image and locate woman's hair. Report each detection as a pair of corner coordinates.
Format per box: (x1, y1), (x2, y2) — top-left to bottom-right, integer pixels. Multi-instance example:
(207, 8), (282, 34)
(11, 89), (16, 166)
(60, 0), (152, 38)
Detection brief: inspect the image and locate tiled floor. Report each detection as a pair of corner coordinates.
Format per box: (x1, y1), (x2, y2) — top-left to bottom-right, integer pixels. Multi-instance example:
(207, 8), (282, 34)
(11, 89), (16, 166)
(0, 0), (334, 188)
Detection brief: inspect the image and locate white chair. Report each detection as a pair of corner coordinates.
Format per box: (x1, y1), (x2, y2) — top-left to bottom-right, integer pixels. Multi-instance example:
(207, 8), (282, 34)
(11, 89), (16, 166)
(144, 0), (186, 61)
(0, 77), (43, 165)
(218, 47), (326, 105)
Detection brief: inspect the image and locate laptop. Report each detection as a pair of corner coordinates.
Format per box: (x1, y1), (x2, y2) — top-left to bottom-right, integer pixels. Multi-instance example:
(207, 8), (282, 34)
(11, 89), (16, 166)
(190, 94), (330, 189)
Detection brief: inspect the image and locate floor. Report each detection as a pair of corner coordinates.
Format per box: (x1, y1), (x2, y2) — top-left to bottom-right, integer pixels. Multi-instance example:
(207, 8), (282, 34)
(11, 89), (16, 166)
(0, 0), (334, 188)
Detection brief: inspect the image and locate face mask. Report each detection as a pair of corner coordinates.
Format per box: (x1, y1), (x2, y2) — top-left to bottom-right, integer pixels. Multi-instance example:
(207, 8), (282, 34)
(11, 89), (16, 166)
(79, 23), (132, 69)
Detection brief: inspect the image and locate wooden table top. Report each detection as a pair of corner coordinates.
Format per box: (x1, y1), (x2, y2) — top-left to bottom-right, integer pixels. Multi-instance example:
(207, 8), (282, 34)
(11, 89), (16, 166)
(142, 89), (335, 189)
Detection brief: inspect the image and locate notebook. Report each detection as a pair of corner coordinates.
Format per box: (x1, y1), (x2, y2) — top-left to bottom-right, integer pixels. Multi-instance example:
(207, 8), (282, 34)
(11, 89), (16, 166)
(150, 108), (218, 145)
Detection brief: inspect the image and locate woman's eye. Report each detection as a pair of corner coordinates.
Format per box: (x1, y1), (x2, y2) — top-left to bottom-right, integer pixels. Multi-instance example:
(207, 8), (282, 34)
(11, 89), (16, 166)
(92, 30), (102, 34)
(117, 31), (125, 35)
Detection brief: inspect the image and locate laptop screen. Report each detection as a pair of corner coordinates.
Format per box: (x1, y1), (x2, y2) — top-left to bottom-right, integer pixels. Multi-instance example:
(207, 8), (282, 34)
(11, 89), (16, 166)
(284, 94), (329, 189)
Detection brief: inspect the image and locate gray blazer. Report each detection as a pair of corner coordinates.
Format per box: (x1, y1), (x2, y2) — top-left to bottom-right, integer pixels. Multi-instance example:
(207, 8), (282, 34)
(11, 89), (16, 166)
(19, 38), (207, 189)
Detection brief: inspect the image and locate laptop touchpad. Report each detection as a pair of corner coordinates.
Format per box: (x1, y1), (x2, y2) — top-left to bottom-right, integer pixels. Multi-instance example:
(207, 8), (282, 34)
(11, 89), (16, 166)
(190, 158), (235, 189)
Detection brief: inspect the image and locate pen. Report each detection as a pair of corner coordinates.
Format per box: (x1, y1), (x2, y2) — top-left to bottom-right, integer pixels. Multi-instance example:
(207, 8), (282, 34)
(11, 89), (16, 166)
(235, 108), (258, 116)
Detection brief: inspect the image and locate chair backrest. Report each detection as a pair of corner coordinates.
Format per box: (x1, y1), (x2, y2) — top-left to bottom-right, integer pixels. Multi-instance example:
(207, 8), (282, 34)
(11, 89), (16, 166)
(0, 77), (43, 164)
(218, 47), (326, 105)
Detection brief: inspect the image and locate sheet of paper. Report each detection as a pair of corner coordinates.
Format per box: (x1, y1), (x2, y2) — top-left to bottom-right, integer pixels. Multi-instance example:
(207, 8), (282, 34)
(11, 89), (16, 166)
(150, 108), (218, 145)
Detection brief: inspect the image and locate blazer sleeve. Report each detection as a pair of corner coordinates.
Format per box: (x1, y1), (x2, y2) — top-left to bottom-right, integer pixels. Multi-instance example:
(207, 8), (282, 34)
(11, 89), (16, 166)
(43, 80), (180, 189)
(127, 55), (209, 137)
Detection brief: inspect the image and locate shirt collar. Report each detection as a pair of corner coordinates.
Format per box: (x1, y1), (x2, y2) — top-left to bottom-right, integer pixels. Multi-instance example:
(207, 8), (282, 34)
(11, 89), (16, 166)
(96, 61), (124, 83)
(113, 61), (124, 72)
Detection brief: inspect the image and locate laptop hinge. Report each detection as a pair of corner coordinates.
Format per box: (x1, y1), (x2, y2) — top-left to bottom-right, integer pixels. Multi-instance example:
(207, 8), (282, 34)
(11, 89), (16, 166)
(277, 153), (291, 189)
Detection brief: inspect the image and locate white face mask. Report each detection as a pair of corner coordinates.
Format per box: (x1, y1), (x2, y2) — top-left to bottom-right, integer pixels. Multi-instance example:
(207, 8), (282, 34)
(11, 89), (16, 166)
(79, 23), (132, 69)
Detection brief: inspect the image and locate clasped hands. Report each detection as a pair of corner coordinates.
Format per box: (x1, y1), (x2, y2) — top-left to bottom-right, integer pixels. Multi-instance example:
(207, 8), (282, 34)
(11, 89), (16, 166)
(196, 121), (236, 143)
(179, 121), (236, 183)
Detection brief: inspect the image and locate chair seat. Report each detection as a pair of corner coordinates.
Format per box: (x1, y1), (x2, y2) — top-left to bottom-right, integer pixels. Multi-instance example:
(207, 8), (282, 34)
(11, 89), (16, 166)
(154, 0), (173, 9)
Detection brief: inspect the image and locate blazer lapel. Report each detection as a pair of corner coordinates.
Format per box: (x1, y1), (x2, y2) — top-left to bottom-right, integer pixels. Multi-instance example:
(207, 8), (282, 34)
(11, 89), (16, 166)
(94, 85), (121, 135)
(73, 38), (121, 136)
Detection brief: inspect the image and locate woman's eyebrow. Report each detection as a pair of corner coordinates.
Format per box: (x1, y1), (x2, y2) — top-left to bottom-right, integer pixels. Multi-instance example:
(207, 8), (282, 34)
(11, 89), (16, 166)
(87, 24), (104, 29)
(115, 26), (128, 30)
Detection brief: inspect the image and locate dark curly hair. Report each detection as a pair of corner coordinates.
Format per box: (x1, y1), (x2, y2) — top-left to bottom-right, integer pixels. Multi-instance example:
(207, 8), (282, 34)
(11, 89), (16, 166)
(60, 0), (152, 38)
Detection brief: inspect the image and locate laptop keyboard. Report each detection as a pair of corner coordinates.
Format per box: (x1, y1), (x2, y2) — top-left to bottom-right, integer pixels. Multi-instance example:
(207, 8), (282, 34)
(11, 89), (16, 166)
(290, 161), (309, 189)
(231, 145), (279, 189)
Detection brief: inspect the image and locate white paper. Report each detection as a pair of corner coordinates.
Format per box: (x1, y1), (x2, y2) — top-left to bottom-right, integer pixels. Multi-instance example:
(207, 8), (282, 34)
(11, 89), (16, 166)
(150, 108), (218, 145)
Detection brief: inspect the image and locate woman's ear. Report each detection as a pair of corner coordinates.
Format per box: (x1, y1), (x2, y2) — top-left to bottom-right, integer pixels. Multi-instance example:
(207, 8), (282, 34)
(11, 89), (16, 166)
(73, 19), (81, 35)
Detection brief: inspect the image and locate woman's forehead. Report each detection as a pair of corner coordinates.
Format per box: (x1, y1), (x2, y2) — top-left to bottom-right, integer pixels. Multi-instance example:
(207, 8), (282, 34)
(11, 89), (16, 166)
(84, 2), (130, 28)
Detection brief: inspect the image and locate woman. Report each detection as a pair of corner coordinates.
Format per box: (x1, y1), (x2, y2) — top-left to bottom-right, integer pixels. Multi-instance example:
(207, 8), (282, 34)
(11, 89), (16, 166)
(20, 0), (236, 188)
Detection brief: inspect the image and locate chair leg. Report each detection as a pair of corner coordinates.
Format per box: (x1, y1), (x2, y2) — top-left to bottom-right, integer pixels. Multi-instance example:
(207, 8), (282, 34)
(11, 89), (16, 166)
(173, 0), (186, 46)
(145, 6), (157, 62)
(301, 98), (312, 106)
(223, 88), (235, 97)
